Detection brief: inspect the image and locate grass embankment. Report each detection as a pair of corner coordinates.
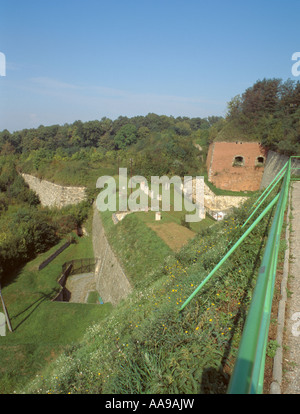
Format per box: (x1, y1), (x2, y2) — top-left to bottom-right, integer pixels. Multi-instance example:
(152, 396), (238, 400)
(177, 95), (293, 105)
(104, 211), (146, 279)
(19, 157), (116, 188)
(0, 211), (112, 394)
(98, 179), (215, 286)
(22, 189), (277, 394)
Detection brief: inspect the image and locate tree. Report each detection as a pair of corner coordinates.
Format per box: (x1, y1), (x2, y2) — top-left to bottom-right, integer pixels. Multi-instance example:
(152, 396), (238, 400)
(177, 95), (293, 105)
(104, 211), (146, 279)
(0, 141), (15, 155)
(241, 78), (281, 119)
(137, 126), (150, 140)
(114, 124), (138, 150)
(226, 95), (242, 120)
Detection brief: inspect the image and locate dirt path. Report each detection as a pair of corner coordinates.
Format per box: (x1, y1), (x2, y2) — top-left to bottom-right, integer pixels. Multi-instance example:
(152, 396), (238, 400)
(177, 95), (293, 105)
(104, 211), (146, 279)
(283, 182), (300, 393)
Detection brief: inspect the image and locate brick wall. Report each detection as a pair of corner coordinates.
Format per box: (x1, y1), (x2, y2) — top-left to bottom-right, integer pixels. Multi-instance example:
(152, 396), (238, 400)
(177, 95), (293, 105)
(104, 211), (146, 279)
(207, 141), (268, 191)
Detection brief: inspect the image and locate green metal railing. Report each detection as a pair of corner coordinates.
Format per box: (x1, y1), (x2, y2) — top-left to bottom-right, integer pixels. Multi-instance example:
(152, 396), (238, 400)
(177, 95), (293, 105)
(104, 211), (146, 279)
(228, 159), (291, 393)
(179, 156), (300, 394)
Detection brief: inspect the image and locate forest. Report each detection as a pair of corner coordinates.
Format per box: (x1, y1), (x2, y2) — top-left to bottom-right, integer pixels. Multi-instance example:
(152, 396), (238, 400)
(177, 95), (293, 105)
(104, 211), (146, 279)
(0, 113), (221, 181)
(0, 156), (92, 286)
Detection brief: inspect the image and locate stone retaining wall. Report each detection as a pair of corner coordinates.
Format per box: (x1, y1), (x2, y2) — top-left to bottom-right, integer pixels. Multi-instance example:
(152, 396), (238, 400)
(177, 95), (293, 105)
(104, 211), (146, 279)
(203, 182), (247, 212)
(21, 173), (86, 208)
(260, 150), (300, 189)
(92, 205), (132, 306)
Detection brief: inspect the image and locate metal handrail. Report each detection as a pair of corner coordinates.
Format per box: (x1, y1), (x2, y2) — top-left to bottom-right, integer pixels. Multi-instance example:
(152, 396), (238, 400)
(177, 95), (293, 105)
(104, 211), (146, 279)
(228, 159), (291, 393)
(178, 156), (299, 393)
(179, 194), (280, 312)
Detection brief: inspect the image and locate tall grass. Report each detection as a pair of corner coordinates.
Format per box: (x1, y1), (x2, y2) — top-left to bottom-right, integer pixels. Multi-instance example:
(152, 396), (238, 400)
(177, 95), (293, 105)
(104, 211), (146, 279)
(23, 190), (277, 394)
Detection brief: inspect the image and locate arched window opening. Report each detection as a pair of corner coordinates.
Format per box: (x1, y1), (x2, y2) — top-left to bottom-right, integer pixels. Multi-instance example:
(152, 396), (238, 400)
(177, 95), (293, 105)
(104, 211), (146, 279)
(256, 156), (265, 166)
(233, 155), (245, 167)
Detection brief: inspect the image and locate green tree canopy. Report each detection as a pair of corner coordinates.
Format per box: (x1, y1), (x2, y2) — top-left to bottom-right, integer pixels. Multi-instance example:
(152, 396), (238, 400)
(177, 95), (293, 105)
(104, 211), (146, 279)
(114, 124), (138, 150)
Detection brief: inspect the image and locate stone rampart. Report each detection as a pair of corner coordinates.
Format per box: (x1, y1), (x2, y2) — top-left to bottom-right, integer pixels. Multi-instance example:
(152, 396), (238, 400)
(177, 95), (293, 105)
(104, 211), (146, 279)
(203, 183), (247, 211)
(92, 205), (132, 306)
(21, 173), (86, 208)
(260, 151), (300, 189)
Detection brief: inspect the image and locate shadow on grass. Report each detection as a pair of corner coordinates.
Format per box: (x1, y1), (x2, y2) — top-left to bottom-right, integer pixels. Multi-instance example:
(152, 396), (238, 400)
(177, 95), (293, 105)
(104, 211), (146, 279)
(10, 289), (58, 331)
(0, 262), (28, 289)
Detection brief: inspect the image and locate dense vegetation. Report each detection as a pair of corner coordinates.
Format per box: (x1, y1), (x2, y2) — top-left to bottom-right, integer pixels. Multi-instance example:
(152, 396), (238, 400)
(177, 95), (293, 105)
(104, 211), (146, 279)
(216, 78), (300, 155)
(0, 156), (91, 287)
(0, 113), (221, 183)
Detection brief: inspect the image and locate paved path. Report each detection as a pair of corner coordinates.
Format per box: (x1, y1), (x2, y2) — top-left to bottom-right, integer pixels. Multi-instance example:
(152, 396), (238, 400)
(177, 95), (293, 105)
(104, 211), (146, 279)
(65, 273), (96, 303)
(283, 182), (300, 393)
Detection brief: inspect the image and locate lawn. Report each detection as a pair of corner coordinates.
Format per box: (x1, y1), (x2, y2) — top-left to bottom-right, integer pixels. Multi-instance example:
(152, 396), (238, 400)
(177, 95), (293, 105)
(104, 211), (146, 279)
(0, 216), (112, 394)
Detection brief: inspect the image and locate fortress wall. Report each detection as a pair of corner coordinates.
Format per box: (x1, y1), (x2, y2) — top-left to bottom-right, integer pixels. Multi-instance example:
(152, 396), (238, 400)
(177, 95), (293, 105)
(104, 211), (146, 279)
(260, 150), (300, 189)
(21, 173), (86, 207)
(207, 142), (267, 191)
(203, 182), (247, 211)
(92, 206), (132, 306)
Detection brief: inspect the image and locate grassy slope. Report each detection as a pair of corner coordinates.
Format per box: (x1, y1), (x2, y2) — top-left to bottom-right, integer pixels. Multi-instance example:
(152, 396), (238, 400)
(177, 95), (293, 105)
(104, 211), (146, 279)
(0, 212), (112, 393)
(1, 155), (274, 394)
(100, 209), (173, 287)
(22, 189), (277, 394)
(20, 158), (116, 188)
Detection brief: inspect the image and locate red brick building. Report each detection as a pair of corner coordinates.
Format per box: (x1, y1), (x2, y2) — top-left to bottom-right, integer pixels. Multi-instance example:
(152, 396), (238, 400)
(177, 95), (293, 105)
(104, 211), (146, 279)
(206, 141), (268, 192)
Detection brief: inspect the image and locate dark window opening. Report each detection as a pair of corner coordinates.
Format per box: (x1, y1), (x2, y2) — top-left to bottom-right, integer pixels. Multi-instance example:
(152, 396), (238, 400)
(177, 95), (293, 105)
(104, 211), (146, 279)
(233, 155), (245, 167)
(256, 156), (265, 166)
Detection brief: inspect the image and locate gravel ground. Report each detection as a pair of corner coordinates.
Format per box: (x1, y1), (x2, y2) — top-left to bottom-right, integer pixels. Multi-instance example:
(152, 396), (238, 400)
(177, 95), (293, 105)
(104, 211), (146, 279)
(282, 182), (300, 394)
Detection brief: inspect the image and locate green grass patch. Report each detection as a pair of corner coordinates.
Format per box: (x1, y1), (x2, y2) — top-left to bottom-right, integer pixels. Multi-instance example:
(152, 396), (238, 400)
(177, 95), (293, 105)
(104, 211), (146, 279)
(136, 207), (215, 233)
(0, 222), (112, 394)
(100, 209), (173, 287)
(86, 291), (102, 304)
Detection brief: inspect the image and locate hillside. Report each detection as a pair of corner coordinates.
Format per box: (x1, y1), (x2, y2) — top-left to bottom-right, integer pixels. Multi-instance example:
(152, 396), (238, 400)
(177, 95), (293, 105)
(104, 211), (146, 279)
(18, 188), (278, 394)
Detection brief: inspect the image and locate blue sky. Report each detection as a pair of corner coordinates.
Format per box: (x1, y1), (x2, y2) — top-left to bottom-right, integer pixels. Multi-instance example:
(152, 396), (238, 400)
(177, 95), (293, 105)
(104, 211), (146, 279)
(0, 0), (299, 132)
